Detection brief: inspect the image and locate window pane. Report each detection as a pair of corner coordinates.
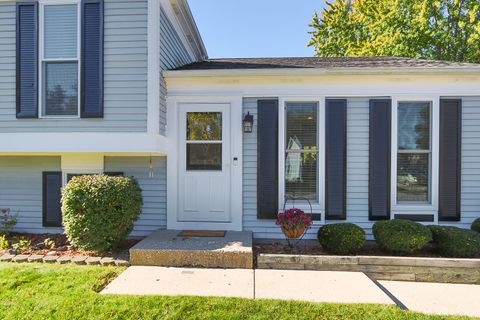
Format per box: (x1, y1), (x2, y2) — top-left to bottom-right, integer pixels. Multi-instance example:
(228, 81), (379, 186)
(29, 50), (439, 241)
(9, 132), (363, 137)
(285, 102), (318, 200)
(286, 151), (318, 200)
(44, 62), (78, 116)
(187, 112), (222, 141)
(397, 153), (429, 202)
(398, 102), (430, 150)
(187, 144), (222, 170)
(44, 5), (78, 59)
(286, 103), (317, 151)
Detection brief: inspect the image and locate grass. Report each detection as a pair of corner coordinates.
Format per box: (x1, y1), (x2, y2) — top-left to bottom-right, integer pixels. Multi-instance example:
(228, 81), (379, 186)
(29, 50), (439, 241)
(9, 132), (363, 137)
(0, 263), (471, 320)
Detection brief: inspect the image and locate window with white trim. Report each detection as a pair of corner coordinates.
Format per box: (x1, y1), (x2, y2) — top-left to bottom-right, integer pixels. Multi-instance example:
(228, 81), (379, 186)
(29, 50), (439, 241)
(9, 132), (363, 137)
(285, 102), (319, 201)
(396, 102), (432, 203)
(40, 2), (80, 117)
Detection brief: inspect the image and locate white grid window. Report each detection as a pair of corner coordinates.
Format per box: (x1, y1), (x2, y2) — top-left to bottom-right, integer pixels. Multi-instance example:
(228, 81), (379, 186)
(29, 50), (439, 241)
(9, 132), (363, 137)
(39, 2), (80, 117)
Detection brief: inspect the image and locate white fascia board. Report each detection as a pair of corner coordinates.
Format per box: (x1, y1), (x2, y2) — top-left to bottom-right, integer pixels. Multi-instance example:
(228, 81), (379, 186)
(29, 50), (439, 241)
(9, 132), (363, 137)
(0, 133), (168, 154)
(160, 0), (206, 61)
(164, 67), (480, 78)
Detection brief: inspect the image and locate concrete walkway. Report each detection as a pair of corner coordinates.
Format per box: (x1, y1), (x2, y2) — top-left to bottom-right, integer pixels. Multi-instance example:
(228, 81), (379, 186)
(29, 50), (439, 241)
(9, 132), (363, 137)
(102, 266), (480, 317)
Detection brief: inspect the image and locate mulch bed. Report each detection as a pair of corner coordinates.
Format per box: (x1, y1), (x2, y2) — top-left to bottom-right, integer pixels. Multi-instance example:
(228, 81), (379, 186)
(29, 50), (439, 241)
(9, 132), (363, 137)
(254, 240), (443, 258)
(0, 233), (141, 259)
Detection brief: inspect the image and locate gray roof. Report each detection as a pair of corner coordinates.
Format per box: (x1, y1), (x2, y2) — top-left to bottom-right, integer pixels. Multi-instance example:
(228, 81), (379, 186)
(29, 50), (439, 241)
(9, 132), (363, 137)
(175, 56), (480, 71)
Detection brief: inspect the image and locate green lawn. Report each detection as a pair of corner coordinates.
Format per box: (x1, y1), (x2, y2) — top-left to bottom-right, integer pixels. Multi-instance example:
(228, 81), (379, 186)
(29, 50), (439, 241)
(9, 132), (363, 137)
(0, 263), (470, 320)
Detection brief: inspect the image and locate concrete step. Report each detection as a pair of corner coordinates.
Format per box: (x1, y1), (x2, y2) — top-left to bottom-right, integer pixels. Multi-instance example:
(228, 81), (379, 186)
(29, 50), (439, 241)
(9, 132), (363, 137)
(130, 230), (253, 269)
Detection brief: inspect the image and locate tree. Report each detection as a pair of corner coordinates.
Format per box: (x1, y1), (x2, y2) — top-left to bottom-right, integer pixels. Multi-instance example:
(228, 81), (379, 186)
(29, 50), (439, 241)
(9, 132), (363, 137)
(308, 0), (480, 63)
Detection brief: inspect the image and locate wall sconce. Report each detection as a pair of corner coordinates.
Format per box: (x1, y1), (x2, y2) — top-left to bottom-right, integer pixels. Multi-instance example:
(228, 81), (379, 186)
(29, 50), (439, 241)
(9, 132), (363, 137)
(243, 112), (254, 133)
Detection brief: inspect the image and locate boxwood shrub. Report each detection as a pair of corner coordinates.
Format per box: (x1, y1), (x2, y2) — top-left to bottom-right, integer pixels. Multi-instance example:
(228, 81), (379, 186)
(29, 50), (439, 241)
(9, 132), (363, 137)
(317, 223), (365, 255)
(429, 225), (480, 258)
(372, 219), (431, 255)
(62, 175), (143, 253)
(471, 218), (480, 233)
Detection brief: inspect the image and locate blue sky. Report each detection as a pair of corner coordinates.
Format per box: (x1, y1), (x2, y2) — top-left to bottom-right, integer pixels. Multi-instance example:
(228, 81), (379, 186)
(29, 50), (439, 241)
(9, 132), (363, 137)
(188, 0), (326, 58)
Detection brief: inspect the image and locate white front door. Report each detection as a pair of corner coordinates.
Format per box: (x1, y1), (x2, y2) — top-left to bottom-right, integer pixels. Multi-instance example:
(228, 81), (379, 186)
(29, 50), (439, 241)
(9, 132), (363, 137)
(178, 104), (231, 223)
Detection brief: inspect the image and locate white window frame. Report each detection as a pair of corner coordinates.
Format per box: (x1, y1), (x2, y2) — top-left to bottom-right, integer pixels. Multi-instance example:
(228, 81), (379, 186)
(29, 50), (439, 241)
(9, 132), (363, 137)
(278, 97), (326, 215)
(391, 96), (439, 216)
(62, 169), (103, 186)
(38, 0), (81, 119)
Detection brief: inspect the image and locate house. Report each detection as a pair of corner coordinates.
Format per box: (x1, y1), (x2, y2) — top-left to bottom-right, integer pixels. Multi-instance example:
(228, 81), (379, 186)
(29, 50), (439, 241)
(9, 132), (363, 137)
(1, 1), (480, 240)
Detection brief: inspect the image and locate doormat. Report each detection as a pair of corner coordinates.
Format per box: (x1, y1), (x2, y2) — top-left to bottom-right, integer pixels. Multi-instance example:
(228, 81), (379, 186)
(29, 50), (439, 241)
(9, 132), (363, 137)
(178, 230), (226, 237)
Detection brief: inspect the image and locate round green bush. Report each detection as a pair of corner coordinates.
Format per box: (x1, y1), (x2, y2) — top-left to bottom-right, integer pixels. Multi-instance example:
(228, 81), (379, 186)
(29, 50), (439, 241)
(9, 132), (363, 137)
(62, 175), (143, 253)
(429, 225), (480, 258)
(372, 219), (431, 255)
(471, 218), (480, 233)
(318, 223), (365, 255)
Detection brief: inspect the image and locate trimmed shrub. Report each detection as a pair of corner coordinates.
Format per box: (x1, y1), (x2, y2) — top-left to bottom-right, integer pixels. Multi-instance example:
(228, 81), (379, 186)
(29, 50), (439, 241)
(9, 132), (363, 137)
(318, 223), (365, 255)
(373, 219), (431, 255)
(62, 175), (143, 253)
(471, 218), (480, 233)
(429, 225), (480, 258)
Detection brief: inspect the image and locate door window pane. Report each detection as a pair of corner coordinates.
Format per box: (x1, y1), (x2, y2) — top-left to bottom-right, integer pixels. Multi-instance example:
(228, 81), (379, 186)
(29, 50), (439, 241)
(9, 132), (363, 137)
(398, 102), (430, 150)
(397, 153), (430, 202)
(187, 112), (222, 141)
(44, 5), (78, 59)
(285, 103), (318, 200)
(187, 144), (222, 171)
(43, 62), (78, 116)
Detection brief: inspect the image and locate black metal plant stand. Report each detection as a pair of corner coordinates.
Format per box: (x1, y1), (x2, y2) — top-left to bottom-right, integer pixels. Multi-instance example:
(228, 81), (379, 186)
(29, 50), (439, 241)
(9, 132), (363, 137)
(280, 196), (313, 248)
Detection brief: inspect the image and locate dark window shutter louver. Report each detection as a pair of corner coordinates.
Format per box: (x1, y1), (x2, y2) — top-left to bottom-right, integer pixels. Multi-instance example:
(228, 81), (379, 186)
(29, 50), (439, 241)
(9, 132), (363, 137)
(43, 172), (63, 227)
(369, 99), (392, 220)
(16, 2), (38, 119)
(325, 99), (347, 220)
(81, 0), (104, 118)
(439, 99), (462, 221)
(257, 100), (279, 219)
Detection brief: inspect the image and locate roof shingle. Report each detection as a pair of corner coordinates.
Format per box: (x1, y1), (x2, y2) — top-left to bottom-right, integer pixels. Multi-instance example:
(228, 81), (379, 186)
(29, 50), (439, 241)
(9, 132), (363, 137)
(175, 56), (480, 71)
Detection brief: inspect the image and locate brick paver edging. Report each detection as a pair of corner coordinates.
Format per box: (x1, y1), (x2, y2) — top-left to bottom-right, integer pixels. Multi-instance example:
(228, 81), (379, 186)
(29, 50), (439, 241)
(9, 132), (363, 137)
(0, 253), (130, 266)
(257, 254), (480, 284)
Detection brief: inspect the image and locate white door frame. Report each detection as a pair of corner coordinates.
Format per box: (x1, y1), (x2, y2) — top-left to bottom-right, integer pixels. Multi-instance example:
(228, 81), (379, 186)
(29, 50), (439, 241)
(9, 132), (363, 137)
(166, 96), (243, 231)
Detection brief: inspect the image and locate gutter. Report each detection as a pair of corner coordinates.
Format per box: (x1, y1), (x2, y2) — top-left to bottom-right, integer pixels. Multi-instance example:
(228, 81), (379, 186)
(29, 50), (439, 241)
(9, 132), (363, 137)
(164, 67), (480, 78)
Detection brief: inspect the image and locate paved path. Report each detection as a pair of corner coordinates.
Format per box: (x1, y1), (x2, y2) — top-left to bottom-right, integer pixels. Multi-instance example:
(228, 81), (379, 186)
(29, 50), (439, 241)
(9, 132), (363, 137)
(102, 266), (480, 317)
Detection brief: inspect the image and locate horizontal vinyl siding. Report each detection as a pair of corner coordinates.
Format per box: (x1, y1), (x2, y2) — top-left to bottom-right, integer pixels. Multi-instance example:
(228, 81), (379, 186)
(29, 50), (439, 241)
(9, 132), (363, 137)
(159, 6), (194, 135)
(0, 156), (62, 234)
(104, 156), (167, 236)
(440, 96), (480, 229)
(0, 0), (148, 132)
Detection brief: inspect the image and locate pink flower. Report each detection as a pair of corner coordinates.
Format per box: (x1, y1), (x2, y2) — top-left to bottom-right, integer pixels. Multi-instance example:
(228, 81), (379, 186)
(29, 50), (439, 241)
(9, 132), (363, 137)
(276, 208), (312, 231)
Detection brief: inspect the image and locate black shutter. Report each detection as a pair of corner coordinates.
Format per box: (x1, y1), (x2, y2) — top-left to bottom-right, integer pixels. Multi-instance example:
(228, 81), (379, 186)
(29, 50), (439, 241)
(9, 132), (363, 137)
(257, 99), (278, 219)
(16, 2), (38, 119)
(81, 0), (104, 118)
(42, 172), (62, 227)
(439, 99), (462, 221)
(325, 99), (347, 220)
(369, 99), (392, 220)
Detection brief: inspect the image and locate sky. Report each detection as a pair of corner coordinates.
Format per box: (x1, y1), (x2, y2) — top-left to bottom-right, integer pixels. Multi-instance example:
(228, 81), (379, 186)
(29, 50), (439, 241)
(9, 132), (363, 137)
(188, 0), (326, 59)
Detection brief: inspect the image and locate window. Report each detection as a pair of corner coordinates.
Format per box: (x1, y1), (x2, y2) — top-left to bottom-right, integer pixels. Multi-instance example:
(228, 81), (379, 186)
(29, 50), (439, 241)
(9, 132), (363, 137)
(285, 103), (318, 201)
(40, 3), (80, 117)
(397, 102), (432, 203)
(186, 112), (222, 171)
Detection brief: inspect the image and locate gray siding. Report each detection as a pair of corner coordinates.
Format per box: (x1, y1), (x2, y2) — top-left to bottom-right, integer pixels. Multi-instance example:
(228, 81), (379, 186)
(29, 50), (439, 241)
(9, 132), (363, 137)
(0, 156), (62, 234)
(0, 0), (148, 132)
(243, 97), (480, 239)
(159, 6), (194, 135)
(2, 155), (166, 236)
(104, 156), (167, 236)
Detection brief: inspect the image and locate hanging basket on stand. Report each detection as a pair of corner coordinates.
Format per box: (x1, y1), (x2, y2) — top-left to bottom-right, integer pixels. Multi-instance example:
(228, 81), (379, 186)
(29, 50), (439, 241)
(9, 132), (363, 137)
(276, 197), (313, 247)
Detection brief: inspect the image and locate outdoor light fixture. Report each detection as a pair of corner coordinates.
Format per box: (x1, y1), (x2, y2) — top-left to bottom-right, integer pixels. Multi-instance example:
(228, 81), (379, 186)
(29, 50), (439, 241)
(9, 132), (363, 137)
(243, 112), (254, 133)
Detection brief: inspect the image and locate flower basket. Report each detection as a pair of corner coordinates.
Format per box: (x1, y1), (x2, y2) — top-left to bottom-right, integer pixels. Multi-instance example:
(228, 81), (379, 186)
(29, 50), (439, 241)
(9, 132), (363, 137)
(282, 226), (306, 239)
